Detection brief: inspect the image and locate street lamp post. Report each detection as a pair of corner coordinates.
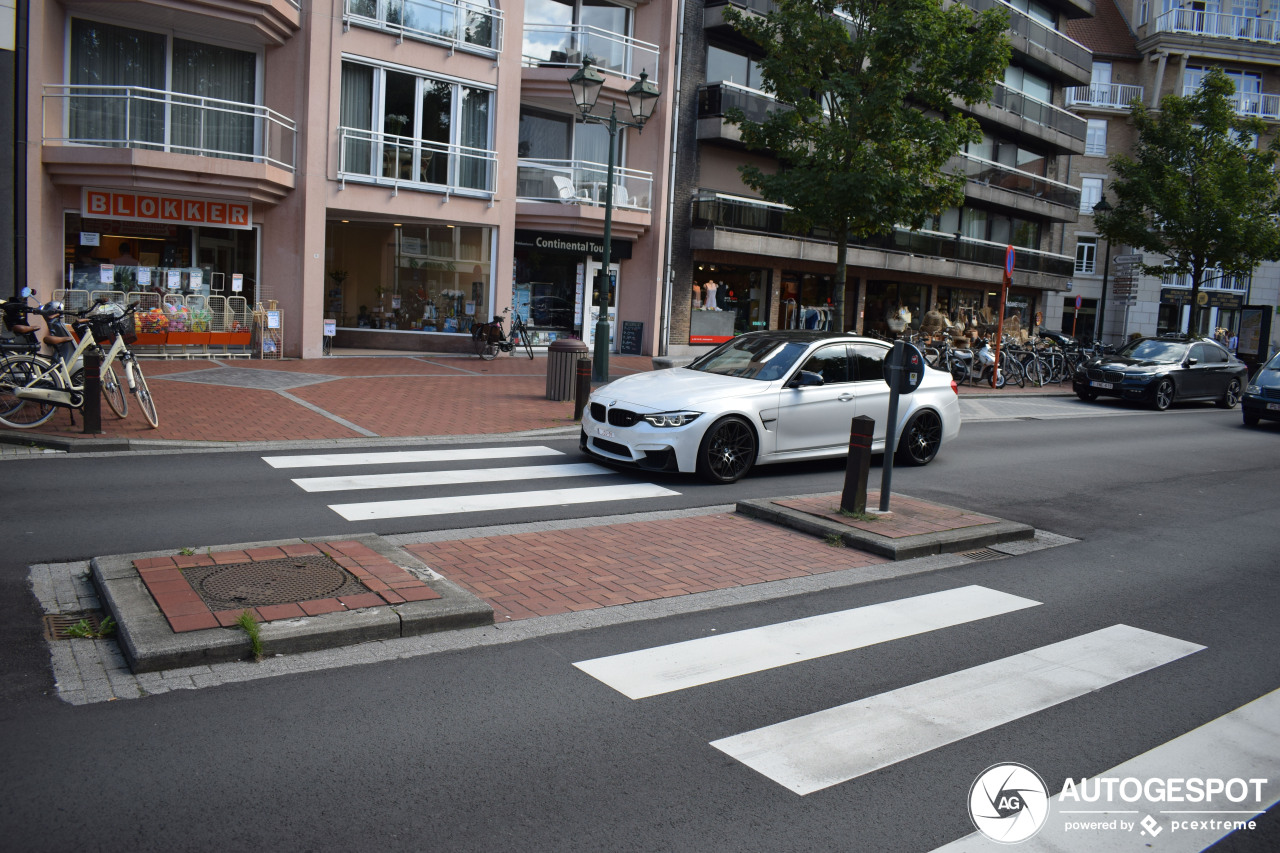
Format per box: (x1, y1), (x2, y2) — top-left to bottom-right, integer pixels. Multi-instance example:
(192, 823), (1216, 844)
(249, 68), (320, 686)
(1092, 194), (1112, 345)
(567, 59), (660, 384)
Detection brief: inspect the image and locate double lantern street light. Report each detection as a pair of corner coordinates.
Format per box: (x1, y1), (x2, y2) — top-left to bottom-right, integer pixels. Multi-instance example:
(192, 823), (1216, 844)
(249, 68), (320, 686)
(567, 59), (660, 383)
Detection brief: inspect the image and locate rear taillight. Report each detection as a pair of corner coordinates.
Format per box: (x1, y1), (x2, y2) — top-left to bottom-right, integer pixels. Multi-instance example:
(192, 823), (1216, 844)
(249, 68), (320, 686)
(951, 379), (959, 395)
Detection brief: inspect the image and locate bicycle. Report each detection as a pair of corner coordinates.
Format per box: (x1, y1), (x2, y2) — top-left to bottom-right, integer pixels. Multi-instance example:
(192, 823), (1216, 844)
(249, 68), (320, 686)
(472, 307), (534, 361)
(0, 303), (159, 429)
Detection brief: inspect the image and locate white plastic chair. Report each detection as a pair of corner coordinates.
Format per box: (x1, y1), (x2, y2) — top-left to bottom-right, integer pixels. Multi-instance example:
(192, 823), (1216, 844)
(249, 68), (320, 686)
(553, 175), (588, 204)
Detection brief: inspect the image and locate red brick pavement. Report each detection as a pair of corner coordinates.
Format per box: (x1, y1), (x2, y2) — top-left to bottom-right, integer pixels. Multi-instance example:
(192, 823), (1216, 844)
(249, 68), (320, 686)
(405, 513), (889, 621)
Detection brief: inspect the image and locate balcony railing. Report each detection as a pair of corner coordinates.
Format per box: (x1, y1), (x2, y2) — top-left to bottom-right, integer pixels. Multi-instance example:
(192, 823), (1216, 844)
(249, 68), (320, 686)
(964, 0), (1092, 72)
(1161, 270), (1250, 292)
(1182, 86), (1280, 121)
(988, 82), (1087, 140)
(522, 24), (660, 83)
(43, 85), (296, 171)
(338, 127), (497, 194)
(516, 159), (653, 212)
(697, 81), (793, 123)
(1152, 10), (1278, 45)
(953, 152), (1080, 208)
(704, 0), (777, 13)
(1066, 83), (1145, 109)
(344, 0), (503, 54)
(691, 190), (1074, 276)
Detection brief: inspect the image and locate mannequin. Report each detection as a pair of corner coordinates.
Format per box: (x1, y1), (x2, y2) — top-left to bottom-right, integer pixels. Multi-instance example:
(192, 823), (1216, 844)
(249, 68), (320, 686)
(703, 280), (719, 310)
(692, 281), (702, 309)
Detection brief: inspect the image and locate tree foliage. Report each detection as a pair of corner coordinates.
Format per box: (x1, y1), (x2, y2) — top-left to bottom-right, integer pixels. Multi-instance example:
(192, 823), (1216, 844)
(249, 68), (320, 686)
(1096, 67), (1280, 333)
(722, 0), (1010, 326)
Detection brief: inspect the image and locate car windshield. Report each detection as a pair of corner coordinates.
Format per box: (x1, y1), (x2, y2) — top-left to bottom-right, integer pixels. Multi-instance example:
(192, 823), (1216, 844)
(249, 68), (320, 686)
(688, 338), (810, 380)
(1119, 339), (1188, 363)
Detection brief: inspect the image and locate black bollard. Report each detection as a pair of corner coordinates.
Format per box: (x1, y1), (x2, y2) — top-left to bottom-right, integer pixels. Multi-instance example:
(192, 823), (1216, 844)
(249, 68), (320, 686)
(573, 357), (593, 421)
(82, 348), (102, 435)
(841, 415), (875, 514)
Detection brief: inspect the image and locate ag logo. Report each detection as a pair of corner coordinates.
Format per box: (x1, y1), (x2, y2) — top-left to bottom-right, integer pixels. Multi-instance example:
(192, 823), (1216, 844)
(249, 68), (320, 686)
(968, 763), (1050, 844)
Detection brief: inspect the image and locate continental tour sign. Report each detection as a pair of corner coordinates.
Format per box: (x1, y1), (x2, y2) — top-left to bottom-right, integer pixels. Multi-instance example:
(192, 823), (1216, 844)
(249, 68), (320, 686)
(82, 188), (253, 230)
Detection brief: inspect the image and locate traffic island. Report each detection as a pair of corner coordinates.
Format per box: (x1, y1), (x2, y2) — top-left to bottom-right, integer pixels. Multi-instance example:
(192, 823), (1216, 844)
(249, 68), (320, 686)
(736, 492), (1035, 560)
(92, 533), (493, 673)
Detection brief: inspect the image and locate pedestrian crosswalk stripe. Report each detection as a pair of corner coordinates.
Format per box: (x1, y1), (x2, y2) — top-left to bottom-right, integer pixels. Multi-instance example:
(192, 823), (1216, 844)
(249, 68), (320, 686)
(262, 446), (564, 469)
(574, 586), (1040, 700)
(710, 624), (1204, 795)
(928, 687), (1280, 852)
(293, 462), (614, 493)
(328, 483), (679, 521)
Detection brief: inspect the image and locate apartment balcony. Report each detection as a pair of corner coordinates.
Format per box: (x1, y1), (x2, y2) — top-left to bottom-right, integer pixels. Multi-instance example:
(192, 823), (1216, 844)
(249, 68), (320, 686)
(514, 159), (652, 239)
(63, 0), (301, 46)
(1181, 87), (1280, 121)
(343, 0), (503, 57)
(42, 85), (296, 202)
(521, 24), (660, 83)
(953, 152), (1080, 220)
(690, 190), (1074, 284)
(1066, 83), (1145, 110)
(964, 0), (1091, 85)
(967, 82), (1086, 154)
(696, 82), (793, 144)
(703, 0), (776, 33)
(1149, 10), (1279, 46)
(337, 127), (497, 197)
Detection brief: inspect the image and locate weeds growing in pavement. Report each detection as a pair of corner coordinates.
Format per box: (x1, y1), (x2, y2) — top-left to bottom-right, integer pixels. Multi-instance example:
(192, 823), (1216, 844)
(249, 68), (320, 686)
(236, 611), (263, 661)
(65, 615), (116, 639)
(824, 533), (846, 548)
(178, 547), (196, 556)
(835, 507), (879, 522)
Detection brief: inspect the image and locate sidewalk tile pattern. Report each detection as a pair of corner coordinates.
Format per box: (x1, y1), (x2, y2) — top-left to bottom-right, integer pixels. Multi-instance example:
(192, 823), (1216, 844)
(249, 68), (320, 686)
(405, 513), (888, 621)
(775, 493), (999, 538)
(133, 541), (440, 633)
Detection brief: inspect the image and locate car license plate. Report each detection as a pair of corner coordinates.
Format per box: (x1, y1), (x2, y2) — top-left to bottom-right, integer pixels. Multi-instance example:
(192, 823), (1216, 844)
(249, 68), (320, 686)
(1090, 380), (1113, 390)
(1267, 403), (1280, 412)
(595, 426), (615, 439)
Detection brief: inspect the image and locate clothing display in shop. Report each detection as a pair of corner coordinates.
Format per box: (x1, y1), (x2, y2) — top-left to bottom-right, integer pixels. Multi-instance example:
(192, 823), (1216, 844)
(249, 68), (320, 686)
(703, 280), (719, 310)
(692, 282), (702, 309)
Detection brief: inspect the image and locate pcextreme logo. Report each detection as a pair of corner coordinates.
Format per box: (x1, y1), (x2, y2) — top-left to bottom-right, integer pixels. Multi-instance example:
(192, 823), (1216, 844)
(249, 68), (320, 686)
(968, 763), (1051, 843)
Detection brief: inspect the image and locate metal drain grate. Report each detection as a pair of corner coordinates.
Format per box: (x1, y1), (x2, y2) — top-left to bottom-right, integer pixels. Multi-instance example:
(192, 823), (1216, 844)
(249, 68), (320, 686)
(43, 612), (106, 641)
(960, 548), (1006, 562)
(182, 554), (371, 611)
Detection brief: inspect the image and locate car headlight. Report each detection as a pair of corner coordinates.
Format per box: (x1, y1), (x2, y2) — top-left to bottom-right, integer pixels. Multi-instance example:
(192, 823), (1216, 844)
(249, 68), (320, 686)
(642, 411), (702, 428)
(1247, 384), (1261, 394)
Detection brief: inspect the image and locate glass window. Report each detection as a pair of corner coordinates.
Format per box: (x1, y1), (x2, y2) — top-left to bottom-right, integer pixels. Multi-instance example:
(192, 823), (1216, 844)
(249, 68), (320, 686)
(850, 344), (887, 383)
(1075, 236), (1097, 274)
(799, 345), (851, 384)
(1081, 177), (1103, 213)
(1085, 119), (1107, 156)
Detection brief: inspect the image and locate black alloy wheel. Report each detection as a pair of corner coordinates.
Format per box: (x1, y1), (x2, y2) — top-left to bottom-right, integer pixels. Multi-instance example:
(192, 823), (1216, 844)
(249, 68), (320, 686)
(696, 416), (757, 484)
(1243, 411), (1261, 427)
(1076, 389), (1099, 402)
(1152, 378), (1176, 411)
(896, 409), (943, 467)
(1217, 378), (1241, 409)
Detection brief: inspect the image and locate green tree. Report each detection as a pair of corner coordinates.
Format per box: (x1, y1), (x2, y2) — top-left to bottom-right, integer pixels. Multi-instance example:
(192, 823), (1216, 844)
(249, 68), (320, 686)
(722, 0), (1010, 329)
(1095, 67), (1280, 335)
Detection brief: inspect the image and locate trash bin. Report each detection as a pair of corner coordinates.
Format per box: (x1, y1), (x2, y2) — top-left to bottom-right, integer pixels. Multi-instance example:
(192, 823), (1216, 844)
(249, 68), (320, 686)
(546, 338), (590, 401)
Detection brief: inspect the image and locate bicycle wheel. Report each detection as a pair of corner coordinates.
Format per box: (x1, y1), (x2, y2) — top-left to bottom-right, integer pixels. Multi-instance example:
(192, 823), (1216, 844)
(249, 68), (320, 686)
(518, 321), (533, 360)
(130, 358), (159, 428)
(0, 355), (60, 428)
(474, 326), (498, 360)
(1023, 357), (1048, 388)
(74, 362), (128, 418)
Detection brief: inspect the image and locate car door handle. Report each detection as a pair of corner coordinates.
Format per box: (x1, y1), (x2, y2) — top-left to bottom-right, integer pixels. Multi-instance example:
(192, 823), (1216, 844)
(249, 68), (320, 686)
(838, 393), (854, 402)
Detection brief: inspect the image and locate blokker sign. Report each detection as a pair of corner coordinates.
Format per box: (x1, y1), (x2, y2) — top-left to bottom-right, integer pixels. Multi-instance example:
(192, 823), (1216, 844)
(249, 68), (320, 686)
(82, 189), (253, 230)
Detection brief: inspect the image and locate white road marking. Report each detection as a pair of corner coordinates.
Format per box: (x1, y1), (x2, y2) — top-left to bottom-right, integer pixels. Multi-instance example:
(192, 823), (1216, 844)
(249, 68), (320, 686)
(711, 625), (1205, 795)
(929, 688), (1280, 852)
(574, 586), (1040, 700)
(329, 483), (679, 521)
(262, 446), (563, 469)
(293, 462), (614, 493)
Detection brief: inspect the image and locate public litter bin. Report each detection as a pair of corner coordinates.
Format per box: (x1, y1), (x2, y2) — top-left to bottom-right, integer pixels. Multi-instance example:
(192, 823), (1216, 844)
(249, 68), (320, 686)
(546, 338), (590, 400)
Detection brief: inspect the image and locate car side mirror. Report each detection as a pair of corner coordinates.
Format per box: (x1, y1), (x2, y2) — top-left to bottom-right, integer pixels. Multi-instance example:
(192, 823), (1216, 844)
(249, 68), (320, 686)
(787, 370), (824, 388)
(1186, 358), (1198, 367)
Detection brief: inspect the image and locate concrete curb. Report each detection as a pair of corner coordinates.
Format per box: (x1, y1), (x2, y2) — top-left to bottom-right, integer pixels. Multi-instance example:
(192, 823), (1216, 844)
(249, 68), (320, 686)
(92, 533), (493, 673)
(736, 495), (1035, 560)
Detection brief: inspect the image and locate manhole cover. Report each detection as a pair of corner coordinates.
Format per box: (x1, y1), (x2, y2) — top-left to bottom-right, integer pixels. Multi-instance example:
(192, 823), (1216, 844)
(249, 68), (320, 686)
(183, 554), (371, 611)
(960, 548), (1005, 562)
(43, 611), (106, 641)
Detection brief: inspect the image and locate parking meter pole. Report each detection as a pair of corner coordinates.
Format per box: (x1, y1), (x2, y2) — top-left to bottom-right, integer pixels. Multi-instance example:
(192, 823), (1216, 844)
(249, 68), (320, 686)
(573, 357), (592, 421)
(82, 348), (102, 434)
(841, 415), (875, 514)
(878, 387), (900, 512)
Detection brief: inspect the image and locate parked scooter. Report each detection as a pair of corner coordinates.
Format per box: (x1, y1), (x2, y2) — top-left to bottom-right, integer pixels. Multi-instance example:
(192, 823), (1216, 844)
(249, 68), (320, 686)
(975, 337), (1006, 388)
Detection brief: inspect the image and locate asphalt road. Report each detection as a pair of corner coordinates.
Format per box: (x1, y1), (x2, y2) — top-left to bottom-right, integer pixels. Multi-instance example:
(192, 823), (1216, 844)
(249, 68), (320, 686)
(1, 398), (1277, 852)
